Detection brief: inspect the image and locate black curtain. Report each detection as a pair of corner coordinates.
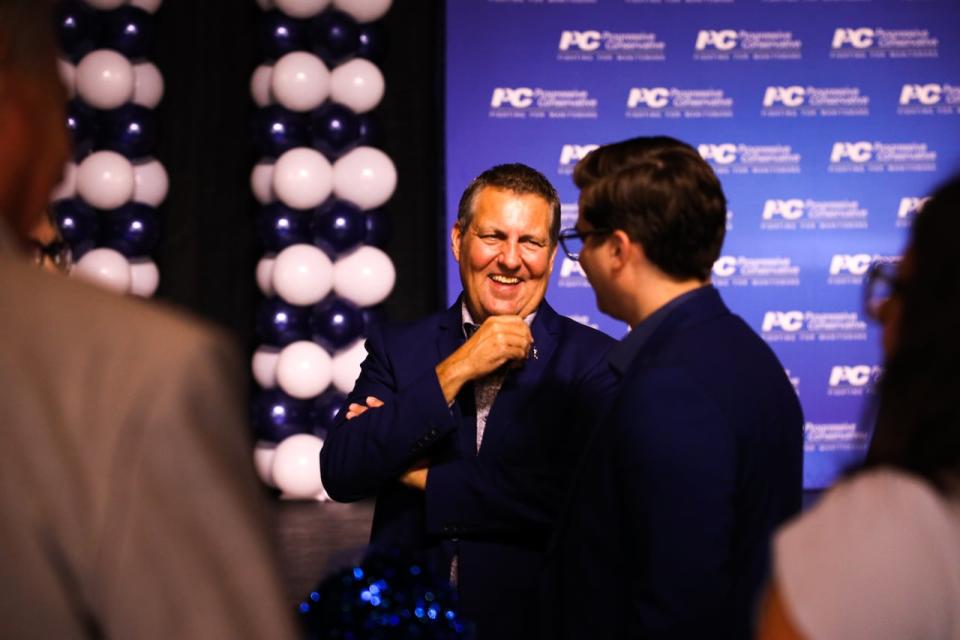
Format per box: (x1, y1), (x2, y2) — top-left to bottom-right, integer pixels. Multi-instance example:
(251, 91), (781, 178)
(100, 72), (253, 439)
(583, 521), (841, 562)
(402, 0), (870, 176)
(151, 1), (443, 350)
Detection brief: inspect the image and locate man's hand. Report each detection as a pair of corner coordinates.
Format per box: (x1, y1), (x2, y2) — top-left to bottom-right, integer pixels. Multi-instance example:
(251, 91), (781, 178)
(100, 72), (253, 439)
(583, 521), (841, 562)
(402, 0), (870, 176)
(345, 396), (384, 420)
(400, 459), (429, 491)
(435, 315), (532, 403)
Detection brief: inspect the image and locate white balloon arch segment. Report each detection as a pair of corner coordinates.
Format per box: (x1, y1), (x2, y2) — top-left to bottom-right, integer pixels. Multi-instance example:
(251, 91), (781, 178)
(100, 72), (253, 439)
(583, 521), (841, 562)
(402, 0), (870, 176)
(250, 0), (395, 499)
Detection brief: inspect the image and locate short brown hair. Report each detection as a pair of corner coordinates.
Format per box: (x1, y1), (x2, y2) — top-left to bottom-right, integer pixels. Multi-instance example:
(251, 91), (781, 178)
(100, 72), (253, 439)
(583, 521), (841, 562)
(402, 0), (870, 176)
(457, 163), (562, 246)
(573, 136), (726, 281)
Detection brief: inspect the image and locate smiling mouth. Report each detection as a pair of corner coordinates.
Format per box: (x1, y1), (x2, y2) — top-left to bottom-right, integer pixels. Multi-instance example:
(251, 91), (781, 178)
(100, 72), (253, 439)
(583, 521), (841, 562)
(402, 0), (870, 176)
(489, 274), (521, 285)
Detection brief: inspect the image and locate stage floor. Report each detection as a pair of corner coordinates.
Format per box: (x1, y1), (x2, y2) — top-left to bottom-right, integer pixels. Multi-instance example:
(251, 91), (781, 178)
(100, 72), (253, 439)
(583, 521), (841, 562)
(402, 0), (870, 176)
(272, 498), (375, 604)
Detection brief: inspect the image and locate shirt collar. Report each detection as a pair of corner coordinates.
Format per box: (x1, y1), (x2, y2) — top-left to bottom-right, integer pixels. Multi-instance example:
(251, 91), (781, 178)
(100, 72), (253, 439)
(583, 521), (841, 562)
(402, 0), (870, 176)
(461, 300), (537, 338)
(607, 285), (712, 375)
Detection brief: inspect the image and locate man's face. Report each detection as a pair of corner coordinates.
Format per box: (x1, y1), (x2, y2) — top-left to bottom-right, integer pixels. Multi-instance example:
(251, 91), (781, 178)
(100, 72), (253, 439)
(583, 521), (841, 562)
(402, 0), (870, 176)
(452, 187), (556, 323)
(574, 209), (621, 322)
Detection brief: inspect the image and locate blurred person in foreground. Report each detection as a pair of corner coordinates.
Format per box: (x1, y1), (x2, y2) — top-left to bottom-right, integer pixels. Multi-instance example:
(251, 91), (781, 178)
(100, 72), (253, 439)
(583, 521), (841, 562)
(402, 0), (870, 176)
(321, 163), (618, 638)
(0, 1), (296, 637)
(757, 176), (960, 640)
(544, 136), (803, 639)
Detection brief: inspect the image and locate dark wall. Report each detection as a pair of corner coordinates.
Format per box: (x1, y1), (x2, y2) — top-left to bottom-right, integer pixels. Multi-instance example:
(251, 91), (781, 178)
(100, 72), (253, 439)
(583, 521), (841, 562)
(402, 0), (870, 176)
(151, 2), (443, 349)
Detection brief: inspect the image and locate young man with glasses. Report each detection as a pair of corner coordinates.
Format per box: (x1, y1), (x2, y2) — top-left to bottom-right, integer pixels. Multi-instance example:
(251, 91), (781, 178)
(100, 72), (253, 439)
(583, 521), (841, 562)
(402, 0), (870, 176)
(543, 136), (804, 639)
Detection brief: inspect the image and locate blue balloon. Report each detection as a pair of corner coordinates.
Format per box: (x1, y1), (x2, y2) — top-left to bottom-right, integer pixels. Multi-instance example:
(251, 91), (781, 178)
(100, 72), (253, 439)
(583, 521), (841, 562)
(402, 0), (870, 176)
(98, 203), (160, 257)
(66, 99), (96, 160)
(258, 10), (308, 61)
(252, 388), (311, 442)
(310, 103), (361, 159)
(363, 208), (391, 248)
(357, 22), (386, 61)
(99, 6), (154, 59)
(310, 9), (360, 65)
(356, 113), (382, 147)
(98, 104), (158, 159)
(55, 1), (99, 63)
(311, 199), (365, 253)
(52, 198), (98, 258)
(361, 305), (386, 332)
(256, 202), (314, 251)
(309, 390), (347, 438)
(311, 297), (364, 351)
(256, 297), (312, 346)
(252, 106), (309, 158)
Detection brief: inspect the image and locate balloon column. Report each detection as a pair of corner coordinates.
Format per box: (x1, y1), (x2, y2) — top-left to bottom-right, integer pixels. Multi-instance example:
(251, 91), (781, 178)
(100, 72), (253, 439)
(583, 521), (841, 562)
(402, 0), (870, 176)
(250, 0), (395, 500)
(53, 0), (167, 297)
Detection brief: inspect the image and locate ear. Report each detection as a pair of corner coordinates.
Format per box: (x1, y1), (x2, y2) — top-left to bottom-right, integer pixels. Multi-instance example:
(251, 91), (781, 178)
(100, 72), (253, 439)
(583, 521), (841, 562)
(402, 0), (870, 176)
(606, 229), (633, 270)
(451, 222), (463, 264)
(546, 241), (558, 273)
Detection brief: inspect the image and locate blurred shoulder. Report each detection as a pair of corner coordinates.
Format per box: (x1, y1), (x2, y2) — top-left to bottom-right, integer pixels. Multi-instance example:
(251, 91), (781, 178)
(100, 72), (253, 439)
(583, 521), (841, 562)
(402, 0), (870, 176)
(0, 254), (235, 363)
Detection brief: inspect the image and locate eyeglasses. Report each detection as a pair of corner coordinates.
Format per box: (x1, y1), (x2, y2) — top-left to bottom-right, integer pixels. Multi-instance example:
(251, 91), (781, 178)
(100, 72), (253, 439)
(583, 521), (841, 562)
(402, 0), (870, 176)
(863, 260), (903, 320)
(30, 239), (73, 274)
(558, 227), (611, 261)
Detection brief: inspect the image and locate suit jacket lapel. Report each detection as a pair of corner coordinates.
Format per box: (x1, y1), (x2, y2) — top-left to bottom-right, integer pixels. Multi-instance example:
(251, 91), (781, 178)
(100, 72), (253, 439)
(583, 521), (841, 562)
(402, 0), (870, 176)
(477, 301), (561, 457)
(436, 298), (479, 457)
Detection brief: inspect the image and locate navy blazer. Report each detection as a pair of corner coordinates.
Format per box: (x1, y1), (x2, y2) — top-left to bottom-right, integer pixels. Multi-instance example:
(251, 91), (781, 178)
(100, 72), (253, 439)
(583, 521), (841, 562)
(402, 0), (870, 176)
(543, 287), (803, 640)
(320, 298), (618, 639)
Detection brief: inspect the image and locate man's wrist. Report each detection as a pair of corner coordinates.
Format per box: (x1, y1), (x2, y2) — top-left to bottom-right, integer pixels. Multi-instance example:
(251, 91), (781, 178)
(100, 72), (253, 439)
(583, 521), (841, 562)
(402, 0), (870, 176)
(435, 354), (472, 404)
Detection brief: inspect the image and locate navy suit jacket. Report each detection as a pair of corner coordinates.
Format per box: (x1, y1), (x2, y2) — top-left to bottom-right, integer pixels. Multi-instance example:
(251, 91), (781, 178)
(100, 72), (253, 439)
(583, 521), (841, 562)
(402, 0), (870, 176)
(320, 298), (618, 638)
(543, 287), (803, 640)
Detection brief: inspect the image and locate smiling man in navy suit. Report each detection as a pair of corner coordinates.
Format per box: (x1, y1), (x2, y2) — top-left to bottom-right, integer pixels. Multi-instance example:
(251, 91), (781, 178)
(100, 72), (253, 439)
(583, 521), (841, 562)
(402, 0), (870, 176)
(320, 164), (618, 638)
(544, 137), (804, 639)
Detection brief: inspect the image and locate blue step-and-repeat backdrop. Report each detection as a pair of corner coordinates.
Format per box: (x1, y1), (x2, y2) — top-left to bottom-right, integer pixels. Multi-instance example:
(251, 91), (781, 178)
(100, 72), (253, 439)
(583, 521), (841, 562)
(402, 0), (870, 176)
(444, 0), (960, 489)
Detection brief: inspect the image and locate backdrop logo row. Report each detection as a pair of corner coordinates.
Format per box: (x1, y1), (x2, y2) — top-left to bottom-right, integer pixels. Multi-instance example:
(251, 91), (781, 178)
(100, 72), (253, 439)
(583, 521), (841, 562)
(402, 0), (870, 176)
(446, 0), (960, 488)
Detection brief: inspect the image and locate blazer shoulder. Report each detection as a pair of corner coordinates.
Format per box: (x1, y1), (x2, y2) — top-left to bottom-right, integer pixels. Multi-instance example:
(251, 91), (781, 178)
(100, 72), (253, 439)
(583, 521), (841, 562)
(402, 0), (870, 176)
(0, 256), (235, 365)
(371, 309), (449, 347)
(554, 313), (618, 350)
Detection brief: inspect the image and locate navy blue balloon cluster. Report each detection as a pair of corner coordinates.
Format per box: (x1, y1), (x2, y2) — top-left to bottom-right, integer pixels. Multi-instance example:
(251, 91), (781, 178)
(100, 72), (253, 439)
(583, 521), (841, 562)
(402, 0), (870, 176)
(250, 0), (395, 465)
(53, 0), (166, 297)
(298, 551), (472, 639)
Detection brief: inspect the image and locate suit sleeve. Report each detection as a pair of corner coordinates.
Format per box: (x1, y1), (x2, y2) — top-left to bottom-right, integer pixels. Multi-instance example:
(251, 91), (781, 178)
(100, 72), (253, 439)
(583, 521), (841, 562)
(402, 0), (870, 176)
(423, 346), (619, 537)
(320, 326), (460, 502)
(616, 367), (737, 638)
(97, 332), (297, 640)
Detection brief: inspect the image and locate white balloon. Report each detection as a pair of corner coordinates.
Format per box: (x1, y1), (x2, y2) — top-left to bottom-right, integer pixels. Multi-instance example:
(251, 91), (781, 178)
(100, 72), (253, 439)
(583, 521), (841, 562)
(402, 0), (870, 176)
(250, 64), (273, 107)
(332, 338), (367, 394)
(272, 433), (327, 500)
(276, 340), (333, 399)
(57, 58), (76, 98)
(252, 345), (282, 389)
(251, 160), (276, 205)
(129, 259), (159, 297)
(253, 441), (278, 488)
(332, 146), (396, 209)
(256, 254), (277, 296)
(132, 158), (169, 207)
(332, 0), (392, 23)
(270, 51), (330, 112)
(75, 49), (135, 110)
(77, 151), (135, 210)
(83, 0), (128, 9)
(129, 0), (162, 12)
(71, 248), (131, 294)
(132, 62), (164, 108)
(273, 147), (333, 210)
(333, 245), (395, 307)
(330, 58), (384, 113)
(274, 0), (331, 19)
(50, 162), (78, 202)
(272, 243), (334, 306)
